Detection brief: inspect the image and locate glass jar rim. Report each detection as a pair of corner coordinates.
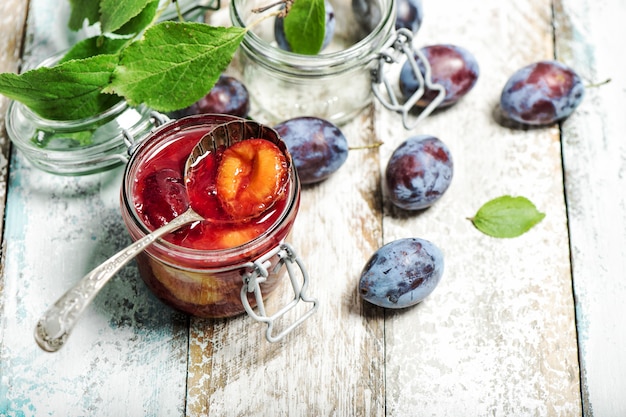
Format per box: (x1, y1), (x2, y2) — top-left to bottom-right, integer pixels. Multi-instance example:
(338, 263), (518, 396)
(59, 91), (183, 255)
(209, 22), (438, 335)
(13, 96), (129, 130)
(6, 100), (152, 157)
(229, 0), (396, 71)
(121, 114), (302, 266)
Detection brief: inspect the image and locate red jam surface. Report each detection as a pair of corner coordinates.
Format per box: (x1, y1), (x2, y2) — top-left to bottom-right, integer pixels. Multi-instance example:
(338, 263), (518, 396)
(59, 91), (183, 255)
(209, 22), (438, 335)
(132, 128), (291, 250)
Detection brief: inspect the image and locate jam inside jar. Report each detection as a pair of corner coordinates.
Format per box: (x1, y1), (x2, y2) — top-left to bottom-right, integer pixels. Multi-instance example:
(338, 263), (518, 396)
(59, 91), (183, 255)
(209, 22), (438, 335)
(120, 114), (317, 339)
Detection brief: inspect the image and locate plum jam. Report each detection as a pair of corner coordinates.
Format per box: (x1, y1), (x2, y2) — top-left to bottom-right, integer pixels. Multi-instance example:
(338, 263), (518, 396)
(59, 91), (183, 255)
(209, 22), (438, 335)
(132, 129), (290, 250)
(120, 114), (304, 319)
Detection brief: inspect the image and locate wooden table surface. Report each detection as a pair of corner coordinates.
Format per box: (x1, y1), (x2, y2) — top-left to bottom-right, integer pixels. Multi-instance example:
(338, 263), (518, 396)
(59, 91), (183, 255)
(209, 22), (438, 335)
(1, 0), (625, 416)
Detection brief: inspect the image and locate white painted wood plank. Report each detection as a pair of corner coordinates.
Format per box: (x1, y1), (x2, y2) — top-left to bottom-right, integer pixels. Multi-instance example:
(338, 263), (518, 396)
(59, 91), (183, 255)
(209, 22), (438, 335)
(0, 0), (28, 251)
(185, 108), (386, 416)
(377, 0), (580, 415)
(184, 6), (385, 415)
(0, 1), (189, 415)
(1, 162), (190, 417)
(1, 0), (600, 414)
(555, 0), (626, 415)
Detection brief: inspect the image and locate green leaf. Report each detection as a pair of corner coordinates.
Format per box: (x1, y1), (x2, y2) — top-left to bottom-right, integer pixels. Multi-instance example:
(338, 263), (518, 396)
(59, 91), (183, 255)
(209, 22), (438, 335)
(470, 195), (546, 238)
(114, 0), (160, 35)
(100, 0), (153, 33)
(105, 22), (246, 112)
(68, 0), (101, 31)
(0, 54), (122, 121)
(284, 0), (325, 55)
(59, 36), (129, 63)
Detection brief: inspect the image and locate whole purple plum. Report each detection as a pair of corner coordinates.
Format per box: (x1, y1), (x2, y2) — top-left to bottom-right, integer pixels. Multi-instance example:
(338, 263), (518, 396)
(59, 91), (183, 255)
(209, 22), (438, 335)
(359, 238), (444, 309)
(168, 75), (250, 118)
(352, 0), (381, 34)
(274, 116), (348, 184)
(500, 60), (585, 126)
(384, 135), (453, 210)
(395, 0), (423, 34)
(399, 44), (479, 109)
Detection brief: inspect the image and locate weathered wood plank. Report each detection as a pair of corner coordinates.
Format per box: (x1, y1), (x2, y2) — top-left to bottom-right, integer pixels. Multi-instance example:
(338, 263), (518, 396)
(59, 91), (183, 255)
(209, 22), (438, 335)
(0, 0), (28, 255)
(186, 107), (386, 416)
(377, 0), (580, 415)
(1, 162), (190, 416)
(555, 0), (626, 415)
(184, 5), (384, 416)
(4, 0), (614, 414)
(0, 1), (189, 416)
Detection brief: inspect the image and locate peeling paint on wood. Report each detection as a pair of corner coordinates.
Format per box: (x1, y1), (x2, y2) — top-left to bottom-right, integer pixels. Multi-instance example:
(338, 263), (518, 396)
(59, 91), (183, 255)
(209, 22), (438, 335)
(555, 0), (626, 416)
(375, 1), (580, 414)
(1, 0), (624, 415)
(0, 0), (28, 248)
(1, 1), (189, 416)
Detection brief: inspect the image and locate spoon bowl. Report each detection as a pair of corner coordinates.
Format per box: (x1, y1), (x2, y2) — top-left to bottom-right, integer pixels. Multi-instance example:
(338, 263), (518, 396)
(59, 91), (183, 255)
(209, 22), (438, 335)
(184, 119), (291, 225)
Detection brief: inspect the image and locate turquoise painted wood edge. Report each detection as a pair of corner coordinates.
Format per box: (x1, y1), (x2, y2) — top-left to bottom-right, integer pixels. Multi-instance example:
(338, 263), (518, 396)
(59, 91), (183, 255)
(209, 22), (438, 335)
(0, 0), (190, 415)
(555, 0), (626, 415)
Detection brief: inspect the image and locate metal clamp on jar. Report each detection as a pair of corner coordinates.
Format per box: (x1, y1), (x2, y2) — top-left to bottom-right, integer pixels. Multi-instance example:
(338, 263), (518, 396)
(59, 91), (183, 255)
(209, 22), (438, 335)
(241, 242), (318, 343)
(371, 28), (445, 129)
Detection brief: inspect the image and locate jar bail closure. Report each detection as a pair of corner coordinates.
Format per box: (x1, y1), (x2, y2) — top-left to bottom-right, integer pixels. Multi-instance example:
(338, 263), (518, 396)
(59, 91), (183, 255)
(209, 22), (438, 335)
(371, 28), (446, 130)
(123, 111), (170, 159)
(241, 242), (318, 343)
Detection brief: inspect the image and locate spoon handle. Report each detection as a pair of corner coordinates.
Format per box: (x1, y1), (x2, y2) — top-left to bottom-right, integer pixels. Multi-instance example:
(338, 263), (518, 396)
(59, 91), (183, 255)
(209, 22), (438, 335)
(34, 209), (202, 352)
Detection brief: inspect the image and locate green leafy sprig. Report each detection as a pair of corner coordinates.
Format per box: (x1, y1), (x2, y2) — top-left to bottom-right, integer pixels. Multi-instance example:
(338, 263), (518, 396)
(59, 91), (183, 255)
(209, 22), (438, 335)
(0, 0), (323, 122)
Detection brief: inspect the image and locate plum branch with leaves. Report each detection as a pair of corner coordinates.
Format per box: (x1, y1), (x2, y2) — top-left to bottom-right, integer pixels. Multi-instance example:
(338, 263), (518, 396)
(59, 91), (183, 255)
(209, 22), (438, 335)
(0, 0), (326, 121)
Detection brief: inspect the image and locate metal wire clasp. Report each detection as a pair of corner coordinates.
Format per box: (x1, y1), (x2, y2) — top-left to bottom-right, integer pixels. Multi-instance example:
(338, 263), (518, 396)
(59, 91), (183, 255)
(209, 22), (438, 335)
(122, 111), (170, 160)
(371, 28), (446, 130)
(241, 243), (318, 343)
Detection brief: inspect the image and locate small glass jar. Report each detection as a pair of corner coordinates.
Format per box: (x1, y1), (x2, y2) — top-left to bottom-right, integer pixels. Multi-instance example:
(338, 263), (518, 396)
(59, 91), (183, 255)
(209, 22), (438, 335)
(120, 114), (317, 341)
(229, 0), (396, 125)
(5, 53), (156, 176)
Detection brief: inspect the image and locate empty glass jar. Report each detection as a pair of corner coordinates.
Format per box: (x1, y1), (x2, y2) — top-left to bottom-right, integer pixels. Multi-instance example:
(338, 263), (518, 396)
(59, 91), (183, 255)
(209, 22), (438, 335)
(229, 0), (396, 125)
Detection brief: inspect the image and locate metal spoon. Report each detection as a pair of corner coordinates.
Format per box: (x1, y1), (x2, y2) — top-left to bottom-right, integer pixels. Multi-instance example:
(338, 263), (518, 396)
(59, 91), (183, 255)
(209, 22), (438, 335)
(34, 119), (285, 352)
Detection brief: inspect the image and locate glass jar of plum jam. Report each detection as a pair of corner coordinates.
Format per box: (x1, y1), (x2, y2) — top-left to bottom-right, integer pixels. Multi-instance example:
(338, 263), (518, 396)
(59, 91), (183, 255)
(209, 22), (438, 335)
(4, 52), (156, 176)
(120, 114), (317, 342)
(229, 0), (396, 125)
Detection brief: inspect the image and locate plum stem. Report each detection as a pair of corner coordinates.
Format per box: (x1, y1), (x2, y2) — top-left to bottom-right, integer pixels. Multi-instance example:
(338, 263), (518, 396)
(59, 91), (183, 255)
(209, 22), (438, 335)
(246, 8), (283, 31)
(585, 78), (611, 89)
(349, 142), (384, 151)
(252, 0), (292, 14)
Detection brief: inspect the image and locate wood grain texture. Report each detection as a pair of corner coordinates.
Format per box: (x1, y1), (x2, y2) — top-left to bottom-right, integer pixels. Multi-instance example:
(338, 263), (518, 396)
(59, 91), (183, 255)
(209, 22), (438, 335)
(4, 0), (619, 415)
(186, 107), (386, 416)
(376, 0), (580, 415)
(0, 0), (28, 254)
(0, 1), (189, 416)
(554, 0), (626, 415)
(1, 163), (190, 416)
(188, 7), (384, 416)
